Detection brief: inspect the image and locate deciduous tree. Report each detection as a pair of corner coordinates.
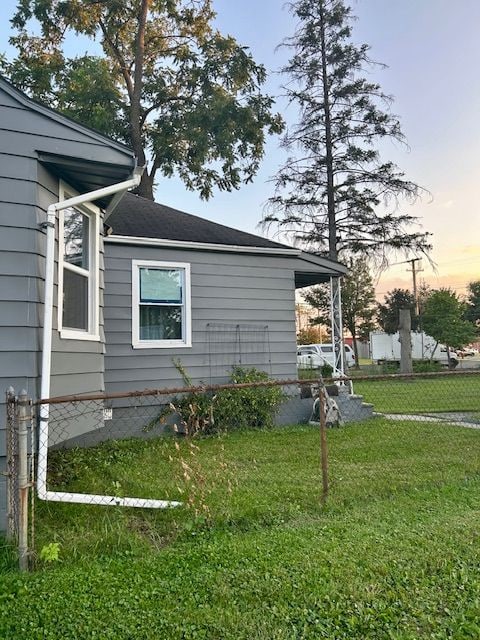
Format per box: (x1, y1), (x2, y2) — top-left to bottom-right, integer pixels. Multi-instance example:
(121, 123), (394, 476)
(377, 289), (418, 335)
(296, 326), (327, 345)
(5, 0), (283, 200)
(421, 289), (475, 368)
(465, 280), (480, 332)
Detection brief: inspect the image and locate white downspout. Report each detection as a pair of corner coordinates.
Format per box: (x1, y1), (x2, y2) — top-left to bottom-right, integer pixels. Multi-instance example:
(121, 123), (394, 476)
(37, 172), (144, 501)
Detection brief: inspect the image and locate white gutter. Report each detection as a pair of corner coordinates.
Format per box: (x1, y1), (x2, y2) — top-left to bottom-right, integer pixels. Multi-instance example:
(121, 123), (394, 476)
(106, 234), (301, 256)
(37, 169), (179, 509)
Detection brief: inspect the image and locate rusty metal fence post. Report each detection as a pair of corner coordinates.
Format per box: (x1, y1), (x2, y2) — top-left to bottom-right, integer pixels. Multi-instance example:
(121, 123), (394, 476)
(5, 387), (17, 540)
(5, 388), (33, 571)
(318, 388), (329, 504)
(17, 390), (31, 571)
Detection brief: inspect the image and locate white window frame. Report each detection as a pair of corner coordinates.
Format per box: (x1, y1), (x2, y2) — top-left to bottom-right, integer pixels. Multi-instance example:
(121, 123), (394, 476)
(57, 181), (100, 341)
(132, 259), (192, 349)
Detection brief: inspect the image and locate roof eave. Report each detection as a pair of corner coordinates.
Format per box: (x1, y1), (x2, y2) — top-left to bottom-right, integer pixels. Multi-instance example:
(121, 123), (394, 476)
(38, 152), (137, 206)
(105, 234), (301, 255)
(0, 75), (134, 158)
(298, 251), (349, 275)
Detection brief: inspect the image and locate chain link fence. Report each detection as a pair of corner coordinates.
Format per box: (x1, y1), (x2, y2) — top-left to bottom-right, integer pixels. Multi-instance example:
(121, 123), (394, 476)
(319, 370), (480, 504)
(6, 370), (480, 568)
(5, 388), (18, 540)
(35, 379), (310, 506)
(33, 370), (480, 500)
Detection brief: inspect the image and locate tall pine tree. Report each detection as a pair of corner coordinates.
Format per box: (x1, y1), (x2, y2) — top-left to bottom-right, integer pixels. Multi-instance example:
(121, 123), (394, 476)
(265, 0), (431, 263)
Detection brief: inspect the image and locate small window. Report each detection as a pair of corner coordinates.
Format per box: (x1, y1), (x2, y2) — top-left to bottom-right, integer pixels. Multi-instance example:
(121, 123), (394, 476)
(298, 347), (316, 355)
(132, 260), (191, 348)
(63, 208), (90, 269)
(58, 185), (99, 341)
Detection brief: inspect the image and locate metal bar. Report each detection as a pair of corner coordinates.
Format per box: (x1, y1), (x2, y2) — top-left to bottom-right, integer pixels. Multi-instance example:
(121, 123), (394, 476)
(40, 491), (181, 509)
(38, 171), (143, 506)
(37, 378), (307, 404)
(5, 387), (16, 540)
(29, 403), (36, 559)
(318, 388), (329, 504)
(17, 390), (30, 572)
(35, 370), (480, 405)
(330, 276), (345, 377)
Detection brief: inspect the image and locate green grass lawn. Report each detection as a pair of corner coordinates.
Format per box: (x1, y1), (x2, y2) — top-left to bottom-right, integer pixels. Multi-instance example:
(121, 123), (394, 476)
(2, 421), (480, 639)
(354, 374), (480, 414)
(299, 369), (480, 414)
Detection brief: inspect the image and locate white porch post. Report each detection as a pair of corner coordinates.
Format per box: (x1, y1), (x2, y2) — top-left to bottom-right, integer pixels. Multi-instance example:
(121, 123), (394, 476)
(330, 276), (345, 377)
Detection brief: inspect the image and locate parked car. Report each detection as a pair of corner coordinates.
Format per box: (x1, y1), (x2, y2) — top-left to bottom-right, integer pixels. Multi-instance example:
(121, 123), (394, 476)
(458, 346), (478, 357)
(297, 343), (355, 369)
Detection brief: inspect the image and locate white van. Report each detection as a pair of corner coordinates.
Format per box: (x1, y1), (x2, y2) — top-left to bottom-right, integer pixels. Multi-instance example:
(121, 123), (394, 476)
(297, 343), (355, 369)
(369, 332), (458, 368)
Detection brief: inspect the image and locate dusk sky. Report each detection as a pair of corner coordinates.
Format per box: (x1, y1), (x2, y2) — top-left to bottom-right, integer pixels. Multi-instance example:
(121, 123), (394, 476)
(1, 0), (479, 300)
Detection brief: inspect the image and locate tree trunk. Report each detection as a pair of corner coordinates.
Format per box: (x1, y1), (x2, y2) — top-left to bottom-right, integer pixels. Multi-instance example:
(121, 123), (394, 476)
(398, 308), (413, 374)
(352, 335), (360, 369)
(446, 345), (454, 370)
(318, 0), (336, 260)
(129, 0), (151, 198)
(319, 1), (344, 376)
(136, 171), (155, 200)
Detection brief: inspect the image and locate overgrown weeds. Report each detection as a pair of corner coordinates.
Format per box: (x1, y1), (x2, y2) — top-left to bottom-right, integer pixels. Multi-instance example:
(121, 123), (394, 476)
(154, 364), (286, 436)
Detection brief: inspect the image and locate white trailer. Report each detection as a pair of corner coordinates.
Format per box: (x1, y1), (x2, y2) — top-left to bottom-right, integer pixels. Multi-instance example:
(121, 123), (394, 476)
(370, 331), (458, 367)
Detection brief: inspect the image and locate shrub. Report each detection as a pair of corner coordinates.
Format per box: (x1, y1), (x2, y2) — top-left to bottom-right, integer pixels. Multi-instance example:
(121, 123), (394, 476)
(321, 362), (334, 378)
(156, 365), (285, 435)
(215, 366), (285, 430)
(150, 359), (217, 436)
(378, 360), (443, 374)
(166, 392), (217, 436)
(412, 360), (443, 373)
(381, 361), (400, 374)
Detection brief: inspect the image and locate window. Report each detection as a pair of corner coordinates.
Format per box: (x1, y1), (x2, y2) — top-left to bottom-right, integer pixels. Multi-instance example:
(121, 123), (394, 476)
(298, 347), (316, 355)
(319, 345), (333, 353)
(132, 260), (191, 348)
(58, 184), (99, 340)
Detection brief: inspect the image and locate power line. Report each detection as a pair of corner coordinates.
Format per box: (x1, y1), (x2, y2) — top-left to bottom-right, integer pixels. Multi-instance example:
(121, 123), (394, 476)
(405, 258), (424, 315)
(376, 283), (471, 296)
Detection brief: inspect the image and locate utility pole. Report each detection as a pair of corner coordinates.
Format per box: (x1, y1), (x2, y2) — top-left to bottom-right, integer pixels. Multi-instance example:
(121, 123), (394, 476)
(406, 258), (424, 315)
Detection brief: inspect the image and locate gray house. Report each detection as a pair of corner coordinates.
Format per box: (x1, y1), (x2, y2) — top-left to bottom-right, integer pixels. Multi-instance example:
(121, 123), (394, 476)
(103, 193), (347, 391)
(0, 75), (347, 530)
(0, 77), (137, 530)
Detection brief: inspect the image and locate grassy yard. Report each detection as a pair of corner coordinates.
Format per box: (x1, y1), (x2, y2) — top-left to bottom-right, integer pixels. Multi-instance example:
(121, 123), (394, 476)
(354, 374), (480, 414)
(1, 420), (480, 638)
(299, 370), (480, 414)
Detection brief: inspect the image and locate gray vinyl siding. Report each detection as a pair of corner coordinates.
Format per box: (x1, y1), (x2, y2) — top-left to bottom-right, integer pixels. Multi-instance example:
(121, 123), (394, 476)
(0, 181), (41, 476)
(38, 165), (106, 400)
(0, 148), (41, 534)
(0, 83), (133, 530)
(0, 87), (131, 402)
(104, 243), (299, 393)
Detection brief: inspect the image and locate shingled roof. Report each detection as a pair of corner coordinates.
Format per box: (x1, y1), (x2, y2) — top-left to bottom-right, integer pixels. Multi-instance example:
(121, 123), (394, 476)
(108, 192), (291, 250)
